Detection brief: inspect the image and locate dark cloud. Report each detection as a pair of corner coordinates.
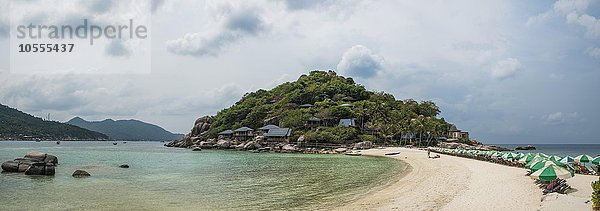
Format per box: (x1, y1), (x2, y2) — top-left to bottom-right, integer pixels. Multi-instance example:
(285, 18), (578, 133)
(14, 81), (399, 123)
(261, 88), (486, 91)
(151, 0), (165, 13)
(336, 45), (384, 78)
(105, 40), (130, 57)
(225, 9), (264, 35)
(167, 4), (267, 57)
(87, 0), (116, 14)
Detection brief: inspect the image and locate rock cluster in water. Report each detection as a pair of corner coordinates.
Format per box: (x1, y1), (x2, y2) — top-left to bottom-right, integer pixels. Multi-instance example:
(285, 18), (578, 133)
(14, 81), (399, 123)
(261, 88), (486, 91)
(515, 145), (536, 150)
(1, 152), (58, 175)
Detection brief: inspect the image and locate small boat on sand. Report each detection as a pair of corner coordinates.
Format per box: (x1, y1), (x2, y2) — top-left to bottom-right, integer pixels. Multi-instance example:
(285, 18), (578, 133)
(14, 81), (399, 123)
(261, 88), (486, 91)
(345, 151), (362, 156)
(385, 152), (401, 156)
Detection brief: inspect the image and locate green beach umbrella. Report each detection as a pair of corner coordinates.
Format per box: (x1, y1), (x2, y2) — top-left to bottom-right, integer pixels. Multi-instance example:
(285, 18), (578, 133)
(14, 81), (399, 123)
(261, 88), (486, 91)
(518, 154), (535, 164)
(593, 156), (600, 165)
(530, 165), (574, 181)
(502, 152), (518, 160)
(548, 155), (561, 162)
(537, 153), (549, 158)
(574, 154), (593, 163)
(559, 156), (575, 164)
(530, 160), (567, 172)
(525, 157), (545, 168)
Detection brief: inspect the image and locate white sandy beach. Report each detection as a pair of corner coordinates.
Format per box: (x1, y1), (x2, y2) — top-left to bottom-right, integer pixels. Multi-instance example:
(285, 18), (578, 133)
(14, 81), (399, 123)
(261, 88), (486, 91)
(338, 147), (597, 211)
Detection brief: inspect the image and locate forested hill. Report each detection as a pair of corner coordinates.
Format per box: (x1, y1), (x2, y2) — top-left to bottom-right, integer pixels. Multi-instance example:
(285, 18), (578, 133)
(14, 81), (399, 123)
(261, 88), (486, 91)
(67, 117), (183, 141)
(0, 104), (108, 140)
(204, 70), (448, 144)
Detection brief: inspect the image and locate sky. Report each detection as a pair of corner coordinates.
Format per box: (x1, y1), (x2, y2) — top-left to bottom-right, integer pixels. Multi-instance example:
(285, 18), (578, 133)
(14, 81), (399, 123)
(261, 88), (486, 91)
(0, 0), (599, 144)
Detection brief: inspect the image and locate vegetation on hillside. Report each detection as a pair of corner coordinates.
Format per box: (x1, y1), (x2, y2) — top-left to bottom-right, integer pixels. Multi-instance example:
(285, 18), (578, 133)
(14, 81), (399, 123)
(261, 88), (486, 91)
(204, 70), (448, 145)
(0, 104), (108, 140)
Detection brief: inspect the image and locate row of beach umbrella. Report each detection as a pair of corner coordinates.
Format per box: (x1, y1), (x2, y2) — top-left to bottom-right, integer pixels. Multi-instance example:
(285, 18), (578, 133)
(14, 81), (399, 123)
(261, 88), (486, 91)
(429, 147), (599, 181)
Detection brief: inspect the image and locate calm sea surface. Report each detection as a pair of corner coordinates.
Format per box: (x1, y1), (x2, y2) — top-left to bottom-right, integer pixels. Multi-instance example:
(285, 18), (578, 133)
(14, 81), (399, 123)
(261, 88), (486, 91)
(0, 141), (404, 210)
(496, 144), (600, 157)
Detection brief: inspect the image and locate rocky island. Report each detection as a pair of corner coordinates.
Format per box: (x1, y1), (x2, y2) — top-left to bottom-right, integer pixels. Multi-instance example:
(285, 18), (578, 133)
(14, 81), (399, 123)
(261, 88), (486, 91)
(167, 70), (496, 152)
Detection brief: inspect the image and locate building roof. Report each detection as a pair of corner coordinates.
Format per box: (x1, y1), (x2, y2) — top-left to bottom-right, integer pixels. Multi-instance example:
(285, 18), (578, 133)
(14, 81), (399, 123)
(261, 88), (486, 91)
(299, 104), (313, 108)
(339, 118), (356, 127)
(234, 127), (253, 132)
(258, 124), (279, 130)
(218, 130), (234, 135)
(265, 128), (292, 137)
(307, 117), (321, 122)
(448, 124), (460, 132)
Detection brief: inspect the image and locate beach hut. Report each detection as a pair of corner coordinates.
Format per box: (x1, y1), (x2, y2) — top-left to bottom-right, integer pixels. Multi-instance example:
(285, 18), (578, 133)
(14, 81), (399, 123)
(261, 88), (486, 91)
(265, 128), (292, 143)
(234, 127), (254, 141)
(306, 117), (322, 128)
(339, 118), (356, 127)
(258, 124), (279, 135)
(217, 130), (234, 138)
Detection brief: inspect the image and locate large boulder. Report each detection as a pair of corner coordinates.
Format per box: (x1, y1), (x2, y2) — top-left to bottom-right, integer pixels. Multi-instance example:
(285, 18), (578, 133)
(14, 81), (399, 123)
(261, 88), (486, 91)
(24, 151), (47, 161)
(282, 144), (298, 152)
(198, 141), (214, 149)
(24, 163), (55, 176)
(216, 139), (232, 149)
(235, 143), (245, 150)
(166, 116), (214, 149)
(72, 170), (91, 178)
(1, 160), (19, 172)
(2, 152), (58, 175)
(23, 152), (58, 165)
(244, 141), (262, 150)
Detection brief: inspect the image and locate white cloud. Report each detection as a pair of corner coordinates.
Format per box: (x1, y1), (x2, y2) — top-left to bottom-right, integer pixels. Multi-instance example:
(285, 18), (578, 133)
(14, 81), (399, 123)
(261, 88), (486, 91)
(543, 112), (581, 125)
(528, 0), (599, 39)
(566, 12), (600, 39)
(336, 45), (384, 78)
(491, 58), (522, 80)
(166, 2), (267, 57)
(587, 47), (600, 59)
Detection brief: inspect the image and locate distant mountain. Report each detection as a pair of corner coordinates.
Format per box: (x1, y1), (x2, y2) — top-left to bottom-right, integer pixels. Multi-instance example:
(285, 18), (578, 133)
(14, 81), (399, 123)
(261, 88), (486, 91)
(0, 104), (108, 140)
(67, 117), (183, 141)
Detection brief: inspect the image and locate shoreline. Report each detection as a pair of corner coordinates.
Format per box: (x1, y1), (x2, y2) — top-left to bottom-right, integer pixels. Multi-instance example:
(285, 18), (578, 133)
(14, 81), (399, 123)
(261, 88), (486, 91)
(338, 147), (597, 210)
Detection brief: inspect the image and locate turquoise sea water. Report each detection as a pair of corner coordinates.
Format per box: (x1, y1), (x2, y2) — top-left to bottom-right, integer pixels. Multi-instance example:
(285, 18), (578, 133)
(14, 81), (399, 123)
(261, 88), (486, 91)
(496, 144), (600, 157)
(0, 141), (404, 210)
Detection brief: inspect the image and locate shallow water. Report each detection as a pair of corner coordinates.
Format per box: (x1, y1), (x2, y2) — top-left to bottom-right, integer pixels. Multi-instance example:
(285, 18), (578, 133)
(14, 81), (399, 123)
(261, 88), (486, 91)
(0, 141), (403, 210)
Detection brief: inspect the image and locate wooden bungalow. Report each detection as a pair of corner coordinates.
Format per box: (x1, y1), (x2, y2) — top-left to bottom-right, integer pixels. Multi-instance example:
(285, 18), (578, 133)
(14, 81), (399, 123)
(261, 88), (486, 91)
(306, 117), (322, 129)
(217, 129), (234, 138)
(265, 128), (292, 143)
(339, 118), (357, 127)
(234, 127), (254, 141)
(447, 124), (469, 141)
(258, 124), (279, 135)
